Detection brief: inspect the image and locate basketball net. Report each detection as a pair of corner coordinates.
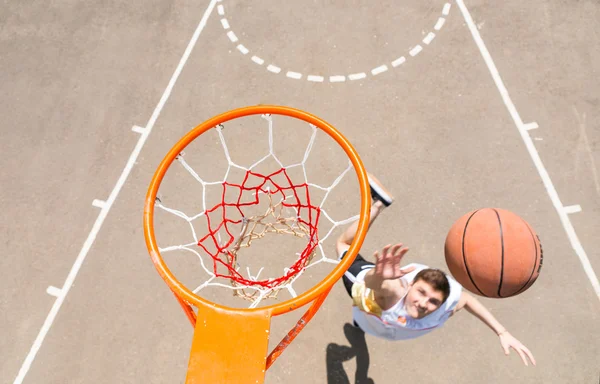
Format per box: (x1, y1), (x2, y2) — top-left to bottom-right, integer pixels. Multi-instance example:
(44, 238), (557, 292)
(155, 115), (359, 308)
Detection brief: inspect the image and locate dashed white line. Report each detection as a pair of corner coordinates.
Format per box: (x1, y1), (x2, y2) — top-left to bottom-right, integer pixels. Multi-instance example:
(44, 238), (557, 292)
(251, 55), (264, 65)
(392, 56), (406, 67)
(12, 1), (220, 383)
(92, 199), (106, 209)
(442, 3), (451, 16)
(227, 31), (238, 42)
(409, 45), (423, 56)
(286, 71), (302, 79)
(218, 1), (452, 83)
(434, 17), (446, 30)
(267, 64), (281, 73)
(371, 65), (388, 75)
(329, 75), (346, 83)
(348, 72), (367, 80)
(423, 32), (436, 45)
(457, 0), (600, 301)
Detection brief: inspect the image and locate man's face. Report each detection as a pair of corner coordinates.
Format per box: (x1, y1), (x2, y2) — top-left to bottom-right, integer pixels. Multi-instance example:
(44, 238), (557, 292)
(404, 280), (445, 319)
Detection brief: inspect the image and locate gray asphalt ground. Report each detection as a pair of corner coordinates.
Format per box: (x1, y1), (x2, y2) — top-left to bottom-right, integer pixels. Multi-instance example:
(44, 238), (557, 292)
(2, 0), (599, 383)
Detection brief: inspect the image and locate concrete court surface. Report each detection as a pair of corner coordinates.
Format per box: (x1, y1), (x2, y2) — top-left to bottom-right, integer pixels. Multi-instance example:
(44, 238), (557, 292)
(2, 0), (599, 383)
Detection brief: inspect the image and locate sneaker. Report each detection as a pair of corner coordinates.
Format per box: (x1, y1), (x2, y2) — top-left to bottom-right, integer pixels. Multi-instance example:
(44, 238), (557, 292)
(367, 173), (394, 207)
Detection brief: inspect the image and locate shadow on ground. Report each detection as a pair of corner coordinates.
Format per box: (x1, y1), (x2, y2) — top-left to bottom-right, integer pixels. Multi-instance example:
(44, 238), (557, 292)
(326, 323), (374, 384)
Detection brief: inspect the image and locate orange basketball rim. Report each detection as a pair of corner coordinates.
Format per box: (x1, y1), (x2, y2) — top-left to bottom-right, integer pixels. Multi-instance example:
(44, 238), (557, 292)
(143, 105), (371, 383)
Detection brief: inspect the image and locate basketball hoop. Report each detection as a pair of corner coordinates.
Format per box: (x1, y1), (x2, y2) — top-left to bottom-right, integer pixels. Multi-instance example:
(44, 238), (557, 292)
(143, 105), (370, 383)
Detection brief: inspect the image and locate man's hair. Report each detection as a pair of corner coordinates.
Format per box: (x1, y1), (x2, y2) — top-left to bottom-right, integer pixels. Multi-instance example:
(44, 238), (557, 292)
(413, 269), (451, 304)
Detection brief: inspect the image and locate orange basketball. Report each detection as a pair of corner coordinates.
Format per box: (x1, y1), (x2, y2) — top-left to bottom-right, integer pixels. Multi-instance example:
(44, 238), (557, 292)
(444, 208), (543, 298)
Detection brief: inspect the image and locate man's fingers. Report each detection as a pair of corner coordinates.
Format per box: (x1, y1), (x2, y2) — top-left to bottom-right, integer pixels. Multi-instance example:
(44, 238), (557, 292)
(522, 346), (536, 366)
(373, 251), (382, 268)
(398, 246), (410, 257)
(390, 244), (403, 256)
(514, 347), (529, 366)
(382, 244), (391, 253)
(391, 243), (409, 256)
(399, 266), (416, 274)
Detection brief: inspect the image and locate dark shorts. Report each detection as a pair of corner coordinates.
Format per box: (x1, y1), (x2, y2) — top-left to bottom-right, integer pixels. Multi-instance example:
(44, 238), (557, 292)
(340, 251), (375, 298)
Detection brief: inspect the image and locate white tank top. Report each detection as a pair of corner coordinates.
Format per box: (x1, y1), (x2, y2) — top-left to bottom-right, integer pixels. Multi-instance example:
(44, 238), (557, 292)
(350, 263), (463, 341)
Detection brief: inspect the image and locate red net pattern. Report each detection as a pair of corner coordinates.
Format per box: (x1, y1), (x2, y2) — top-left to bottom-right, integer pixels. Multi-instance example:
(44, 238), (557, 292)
(196, 168), (320, 289)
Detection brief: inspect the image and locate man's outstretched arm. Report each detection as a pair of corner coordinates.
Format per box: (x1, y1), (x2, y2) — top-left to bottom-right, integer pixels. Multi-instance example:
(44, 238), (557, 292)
(361, 243), (416, 310)
(453, 292), (537, 366)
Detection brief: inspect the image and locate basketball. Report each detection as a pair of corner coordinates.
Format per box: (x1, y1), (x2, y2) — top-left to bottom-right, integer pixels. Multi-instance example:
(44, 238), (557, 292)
(444, 208), (543, 298)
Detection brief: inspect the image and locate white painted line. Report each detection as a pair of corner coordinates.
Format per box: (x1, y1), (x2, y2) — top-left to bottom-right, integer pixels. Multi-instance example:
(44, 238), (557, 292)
(267, 65), (281, 73)
(46, 286), (61, 297)
(92, 199), (106, 209)
(218, 0), (450, 84)
(392, 56), (406, 67)
(329, 75), (346, 83)
(131, 125), (146, 134)
(12, 1), (219, 383)
(348, 72), (366, 80)
(534, 137), (543, 141)
(286, 71), (302, 79)
(371, 65), (388, 76)
(524, 122), (539, 130)
(442, 3), (451, 16)
(409, 45), (423, 56)
(457, 0), (600, 302)
(423, 32), (436, 45)
(434, 17), (446, 30)
(227, 31), (238, 43)
(563, 205), (582, 214)
(251, 55), (264, 65)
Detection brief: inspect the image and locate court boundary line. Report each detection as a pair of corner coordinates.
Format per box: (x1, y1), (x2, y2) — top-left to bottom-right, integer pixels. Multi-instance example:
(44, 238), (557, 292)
(12, 1), (219, 383)
(456, 0), (600, 301)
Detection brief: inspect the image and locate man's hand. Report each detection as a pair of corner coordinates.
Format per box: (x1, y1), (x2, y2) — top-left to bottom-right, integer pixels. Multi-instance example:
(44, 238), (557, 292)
(499, 331), (537, 366)
(363, 243), (417, 304)
(372, 243), (416, 280)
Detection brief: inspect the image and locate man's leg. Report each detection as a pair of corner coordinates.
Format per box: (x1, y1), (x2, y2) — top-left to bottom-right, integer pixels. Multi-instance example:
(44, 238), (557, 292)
(337, 173), (394, 258)
(339, 173), (394, 297)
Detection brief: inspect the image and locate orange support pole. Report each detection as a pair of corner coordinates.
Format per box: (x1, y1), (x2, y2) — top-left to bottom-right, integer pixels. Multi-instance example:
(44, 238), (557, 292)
(185, 306), (273, 384)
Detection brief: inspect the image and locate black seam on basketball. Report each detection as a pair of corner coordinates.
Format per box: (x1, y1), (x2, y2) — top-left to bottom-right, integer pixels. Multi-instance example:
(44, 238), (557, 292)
(494, 209), (505, 298)
(462, 210), (485, 296)
(514, 221), (539, 295)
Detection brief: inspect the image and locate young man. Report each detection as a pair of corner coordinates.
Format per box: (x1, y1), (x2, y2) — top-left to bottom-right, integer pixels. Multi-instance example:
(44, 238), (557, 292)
(337, 173), (536, 366)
